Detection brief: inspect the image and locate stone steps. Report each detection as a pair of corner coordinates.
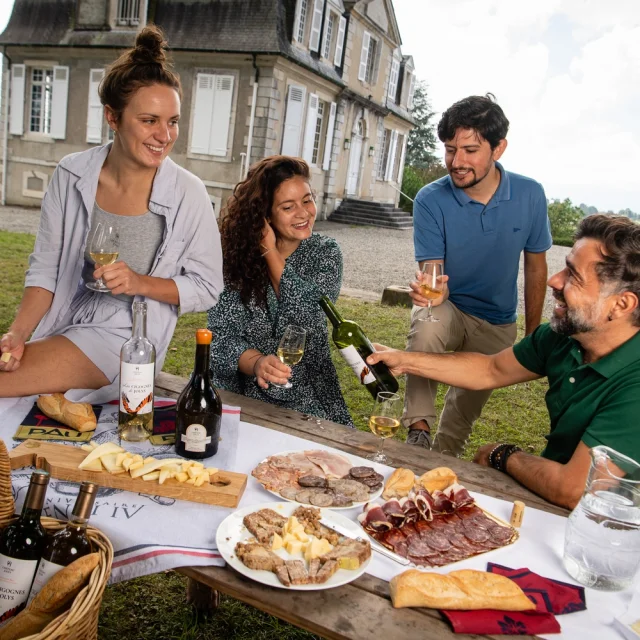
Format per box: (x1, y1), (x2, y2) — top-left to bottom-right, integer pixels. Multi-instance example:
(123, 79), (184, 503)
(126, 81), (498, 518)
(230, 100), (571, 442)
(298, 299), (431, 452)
(330, 198), (413, 229)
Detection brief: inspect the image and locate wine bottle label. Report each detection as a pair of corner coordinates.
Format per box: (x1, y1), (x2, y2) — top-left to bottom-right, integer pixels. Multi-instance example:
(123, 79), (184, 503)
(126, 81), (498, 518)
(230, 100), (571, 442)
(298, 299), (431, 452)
(0, 554), (38, 625)
(338, 345), (376, 385)
(120, 362), (155, 415)
(181, 424), (212, 453)
(26, 558), (64, 605)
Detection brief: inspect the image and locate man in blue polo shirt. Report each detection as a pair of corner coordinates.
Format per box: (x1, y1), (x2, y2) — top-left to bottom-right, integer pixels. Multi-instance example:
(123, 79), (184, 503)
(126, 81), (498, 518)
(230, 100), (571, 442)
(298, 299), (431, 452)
(405, 94), (552, 456)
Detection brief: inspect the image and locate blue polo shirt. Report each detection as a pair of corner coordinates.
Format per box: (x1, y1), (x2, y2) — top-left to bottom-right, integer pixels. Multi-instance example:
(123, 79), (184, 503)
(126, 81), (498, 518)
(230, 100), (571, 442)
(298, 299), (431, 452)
(413, 163), (552, 324)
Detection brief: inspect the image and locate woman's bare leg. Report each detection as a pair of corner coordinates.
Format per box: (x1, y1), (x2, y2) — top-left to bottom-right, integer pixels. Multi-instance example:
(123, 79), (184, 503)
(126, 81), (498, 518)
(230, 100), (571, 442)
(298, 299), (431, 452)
(0, 335), (110, 397)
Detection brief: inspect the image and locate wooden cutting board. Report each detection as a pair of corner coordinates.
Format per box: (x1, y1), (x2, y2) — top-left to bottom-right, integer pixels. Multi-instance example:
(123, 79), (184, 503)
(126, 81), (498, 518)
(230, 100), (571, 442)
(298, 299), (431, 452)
(9, 439), (247, 508)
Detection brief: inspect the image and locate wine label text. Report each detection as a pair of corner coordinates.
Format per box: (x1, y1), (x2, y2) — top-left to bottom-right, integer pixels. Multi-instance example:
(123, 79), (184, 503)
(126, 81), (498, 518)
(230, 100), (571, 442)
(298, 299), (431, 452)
(338, 345), (376, 385)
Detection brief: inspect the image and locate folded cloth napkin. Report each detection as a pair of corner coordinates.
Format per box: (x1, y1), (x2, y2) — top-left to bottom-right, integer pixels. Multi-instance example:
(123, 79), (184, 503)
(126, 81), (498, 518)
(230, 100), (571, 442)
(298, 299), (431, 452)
(441, 563), (587, 635)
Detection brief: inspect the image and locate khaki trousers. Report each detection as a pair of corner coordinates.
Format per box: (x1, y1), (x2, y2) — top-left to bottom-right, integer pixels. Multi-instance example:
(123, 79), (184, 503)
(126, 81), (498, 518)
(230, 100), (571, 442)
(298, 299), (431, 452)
(403, 301), (517, 457)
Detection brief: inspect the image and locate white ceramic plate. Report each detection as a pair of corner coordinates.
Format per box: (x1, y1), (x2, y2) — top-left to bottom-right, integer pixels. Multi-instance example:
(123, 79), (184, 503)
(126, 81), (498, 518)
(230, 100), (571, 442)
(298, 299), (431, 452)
(252, 449), (385, 510)
(216, 501), (372, 590)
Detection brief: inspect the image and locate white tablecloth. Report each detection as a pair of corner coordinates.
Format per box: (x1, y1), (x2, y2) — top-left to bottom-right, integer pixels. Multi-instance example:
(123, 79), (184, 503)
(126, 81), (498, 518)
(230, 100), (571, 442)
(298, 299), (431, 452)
(0, 397), (632, 638)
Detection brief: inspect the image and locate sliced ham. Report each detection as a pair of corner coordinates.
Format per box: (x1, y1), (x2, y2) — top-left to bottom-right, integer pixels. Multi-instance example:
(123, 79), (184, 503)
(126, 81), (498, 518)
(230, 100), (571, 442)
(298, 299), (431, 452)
(304, 450), (353, 478)
(445, 483), (475, 508)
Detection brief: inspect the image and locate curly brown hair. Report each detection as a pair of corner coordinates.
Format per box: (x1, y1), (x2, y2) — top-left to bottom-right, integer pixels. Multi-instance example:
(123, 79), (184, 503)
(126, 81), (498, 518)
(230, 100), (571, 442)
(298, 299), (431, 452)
(100, 25), (182, 121)
(220, 156), (311, 307)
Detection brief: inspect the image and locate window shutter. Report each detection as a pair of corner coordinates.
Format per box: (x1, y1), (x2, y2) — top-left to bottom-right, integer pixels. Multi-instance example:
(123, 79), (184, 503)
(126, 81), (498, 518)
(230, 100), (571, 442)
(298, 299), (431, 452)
(190, 73), (215, 154)
(9, 64), (25, 136)
(292, 0), (304, 43)
(209, 75), (234, 157)
(309, 0), (324, 52)
(407, 74), (416, 109)
(358, 31), (371, 81)
(388, 58), (399, 100)
(50, 66), (70, 139)
(302, 93), (319, 164)
(385, 130), (398, 181)
(322, 101), (337, 170)
(396, 134), (407, 183)
(281, 84), (306, 156)
(334, 16), (346, 67)
(86, 68), (104, 143)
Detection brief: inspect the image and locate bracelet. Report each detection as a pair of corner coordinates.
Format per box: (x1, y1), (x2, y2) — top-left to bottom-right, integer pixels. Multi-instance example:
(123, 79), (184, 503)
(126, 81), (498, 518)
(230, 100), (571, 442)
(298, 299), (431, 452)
(489, 443), (522, 473)
(261, 248), (273, 257)
(487, 443), (504, 469)
(252, 354), (266, 378)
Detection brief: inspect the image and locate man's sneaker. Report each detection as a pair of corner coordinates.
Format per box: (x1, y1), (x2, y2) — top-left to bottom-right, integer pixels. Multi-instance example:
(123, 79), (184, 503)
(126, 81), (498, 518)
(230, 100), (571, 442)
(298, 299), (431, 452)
(406, 428), (432, 449)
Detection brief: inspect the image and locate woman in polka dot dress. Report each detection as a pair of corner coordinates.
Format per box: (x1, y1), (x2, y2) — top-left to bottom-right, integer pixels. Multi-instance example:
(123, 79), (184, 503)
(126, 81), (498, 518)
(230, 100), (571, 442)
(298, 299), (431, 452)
(207, 156), (353, 426)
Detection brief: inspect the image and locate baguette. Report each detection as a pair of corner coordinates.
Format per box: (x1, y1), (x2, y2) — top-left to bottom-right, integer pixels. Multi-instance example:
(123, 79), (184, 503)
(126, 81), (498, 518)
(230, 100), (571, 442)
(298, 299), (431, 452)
(418, 467), (458, 493)
(389, 569), (535, 611)
(37, 393), (97, 432)
(0, 553), (100, 640)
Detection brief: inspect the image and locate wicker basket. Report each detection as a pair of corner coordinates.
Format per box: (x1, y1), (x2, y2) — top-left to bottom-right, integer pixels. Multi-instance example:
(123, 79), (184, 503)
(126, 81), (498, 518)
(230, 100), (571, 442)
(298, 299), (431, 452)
(0, 439), (113, 640)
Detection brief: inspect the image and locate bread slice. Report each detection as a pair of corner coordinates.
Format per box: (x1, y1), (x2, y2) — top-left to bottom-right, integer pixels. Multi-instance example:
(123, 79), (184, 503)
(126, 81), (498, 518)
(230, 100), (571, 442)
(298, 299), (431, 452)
(235, 541), (284, 572)
(314, 559), (339, 584)
(390, 569), (535, 611)
(319, 539), (371, 568)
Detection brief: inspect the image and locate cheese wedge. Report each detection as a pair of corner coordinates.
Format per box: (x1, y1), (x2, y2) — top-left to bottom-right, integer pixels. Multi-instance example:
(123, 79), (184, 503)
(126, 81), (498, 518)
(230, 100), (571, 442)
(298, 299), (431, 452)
(80, 444), (94, 453)
(79, 442), (124, 469)
(82, 458), (104, 472)
(101, 454), (124, 475)
(129, 458), (185, 479)
(185, 478), (196, 485)
(142, 471), (161, 481)
(271, 532), (283, 551)
(122, 457), (134, 472)
(158, 468), (172, 485)
(205, 467), (218, 475)
(128, 461), (144, 472)
(187, 466), (201, 480)
(285, 540), (303, 555)
(189, 461), (204, 469)
(175, 472), (189, 483)
(194, 472), (210, 487)
(116, 452), (130, 466)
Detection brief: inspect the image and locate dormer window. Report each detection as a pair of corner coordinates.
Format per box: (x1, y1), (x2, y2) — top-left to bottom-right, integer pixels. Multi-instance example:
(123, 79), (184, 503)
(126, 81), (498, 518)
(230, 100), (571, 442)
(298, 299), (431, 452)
(293, 0), (309, 44)
(116, 0), (140, 26)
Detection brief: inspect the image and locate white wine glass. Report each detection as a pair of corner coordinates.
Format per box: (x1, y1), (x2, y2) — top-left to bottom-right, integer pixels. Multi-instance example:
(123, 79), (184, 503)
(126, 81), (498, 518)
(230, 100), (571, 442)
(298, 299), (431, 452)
(417, 261), (444, 323)
(367, 391), (402, 464)
(273, 325), (306, 389)
(87, 223), (120, 292)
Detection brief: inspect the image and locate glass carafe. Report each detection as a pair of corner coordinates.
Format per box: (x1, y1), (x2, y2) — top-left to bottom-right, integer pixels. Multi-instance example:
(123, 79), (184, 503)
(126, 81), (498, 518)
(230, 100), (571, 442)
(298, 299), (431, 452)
(563, 446), (640, 591)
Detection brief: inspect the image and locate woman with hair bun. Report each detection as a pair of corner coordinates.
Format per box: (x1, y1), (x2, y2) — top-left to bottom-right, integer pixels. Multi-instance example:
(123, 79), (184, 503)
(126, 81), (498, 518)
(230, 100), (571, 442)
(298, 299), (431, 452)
(207, 156), (352, 426)
(0, 26), (223, 402)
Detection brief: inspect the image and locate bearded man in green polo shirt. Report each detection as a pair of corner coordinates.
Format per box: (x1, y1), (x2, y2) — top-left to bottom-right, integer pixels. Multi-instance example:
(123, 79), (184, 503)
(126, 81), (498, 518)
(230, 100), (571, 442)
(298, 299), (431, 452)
(367, 214), (640, 509)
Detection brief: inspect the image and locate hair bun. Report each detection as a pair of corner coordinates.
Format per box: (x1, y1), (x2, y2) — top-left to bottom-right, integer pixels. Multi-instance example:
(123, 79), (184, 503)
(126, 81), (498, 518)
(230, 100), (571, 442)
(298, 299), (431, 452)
(130, 25), (168, 65)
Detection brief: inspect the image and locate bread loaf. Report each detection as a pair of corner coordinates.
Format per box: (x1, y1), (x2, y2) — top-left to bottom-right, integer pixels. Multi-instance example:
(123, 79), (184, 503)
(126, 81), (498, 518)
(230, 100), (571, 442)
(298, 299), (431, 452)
(389, 569), (535, 611)
(418, 467), (458, 493)
(37, 393), (97, 432)
(383, 468), (415, 499)
(0, 553), (100, 640)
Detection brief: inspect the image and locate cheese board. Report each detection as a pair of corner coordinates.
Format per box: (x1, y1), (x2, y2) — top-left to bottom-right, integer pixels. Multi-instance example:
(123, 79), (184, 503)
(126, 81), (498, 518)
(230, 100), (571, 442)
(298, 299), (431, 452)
(9, 439), (247, 508)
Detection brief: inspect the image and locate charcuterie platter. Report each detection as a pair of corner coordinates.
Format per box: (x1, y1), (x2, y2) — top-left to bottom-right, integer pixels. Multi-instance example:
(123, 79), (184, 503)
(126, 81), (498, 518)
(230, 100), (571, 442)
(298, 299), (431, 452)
(252, 449), (384, 509)
(362, 466), (518, 568)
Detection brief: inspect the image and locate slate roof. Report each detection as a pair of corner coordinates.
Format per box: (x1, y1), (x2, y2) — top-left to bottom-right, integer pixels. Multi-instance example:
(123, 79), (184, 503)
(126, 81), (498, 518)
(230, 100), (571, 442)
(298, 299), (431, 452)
(0, 0), (344, 85)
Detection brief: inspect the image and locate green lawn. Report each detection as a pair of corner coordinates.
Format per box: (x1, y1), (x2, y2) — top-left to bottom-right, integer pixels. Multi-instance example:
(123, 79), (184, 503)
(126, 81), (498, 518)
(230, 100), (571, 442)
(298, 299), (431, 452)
(1, 230), (550, 639)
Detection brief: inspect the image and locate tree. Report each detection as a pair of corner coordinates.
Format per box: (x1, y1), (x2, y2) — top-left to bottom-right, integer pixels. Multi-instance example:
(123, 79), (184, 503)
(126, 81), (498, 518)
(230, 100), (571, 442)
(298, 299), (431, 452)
(548, 198), (583, 241)
(405, 80), (439, 169)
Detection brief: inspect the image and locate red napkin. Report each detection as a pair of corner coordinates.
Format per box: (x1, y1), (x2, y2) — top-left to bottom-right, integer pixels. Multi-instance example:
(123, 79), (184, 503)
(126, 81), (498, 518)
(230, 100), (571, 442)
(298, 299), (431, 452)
(441, 563), (586, 635)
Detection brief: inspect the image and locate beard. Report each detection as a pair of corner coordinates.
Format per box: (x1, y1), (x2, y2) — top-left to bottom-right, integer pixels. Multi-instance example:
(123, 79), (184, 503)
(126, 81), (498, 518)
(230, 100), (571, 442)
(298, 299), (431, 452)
(449, 164), (491, 189)
(549, 292), (604, 337)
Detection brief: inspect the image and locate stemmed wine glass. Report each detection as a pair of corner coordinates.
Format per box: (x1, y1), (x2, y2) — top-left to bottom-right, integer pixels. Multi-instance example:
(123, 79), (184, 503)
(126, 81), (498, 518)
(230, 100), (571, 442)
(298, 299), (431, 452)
(87, 223), (120, 292)
(367, 391), (402, 464)
(273, 325), (307, 389)
(417, 261), (444, 323)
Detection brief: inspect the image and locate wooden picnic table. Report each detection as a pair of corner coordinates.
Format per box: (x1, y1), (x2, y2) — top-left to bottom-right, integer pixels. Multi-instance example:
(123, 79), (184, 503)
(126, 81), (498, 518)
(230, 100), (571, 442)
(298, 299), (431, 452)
(155, 371), (568, 640)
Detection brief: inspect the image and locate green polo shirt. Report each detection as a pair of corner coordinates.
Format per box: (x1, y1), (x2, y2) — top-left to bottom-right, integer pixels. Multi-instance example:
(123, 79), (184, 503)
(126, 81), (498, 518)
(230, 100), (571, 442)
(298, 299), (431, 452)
(513, 323), (640, 464)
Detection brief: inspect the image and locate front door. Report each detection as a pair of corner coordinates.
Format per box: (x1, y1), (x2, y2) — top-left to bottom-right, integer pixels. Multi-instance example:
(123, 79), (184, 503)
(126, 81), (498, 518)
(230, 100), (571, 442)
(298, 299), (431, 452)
(345, 122), (364, 196)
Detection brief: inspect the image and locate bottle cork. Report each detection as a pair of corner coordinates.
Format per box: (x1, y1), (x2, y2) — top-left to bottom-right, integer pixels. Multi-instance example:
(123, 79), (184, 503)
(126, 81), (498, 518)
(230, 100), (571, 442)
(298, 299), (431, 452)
(510, 501), (525, 528)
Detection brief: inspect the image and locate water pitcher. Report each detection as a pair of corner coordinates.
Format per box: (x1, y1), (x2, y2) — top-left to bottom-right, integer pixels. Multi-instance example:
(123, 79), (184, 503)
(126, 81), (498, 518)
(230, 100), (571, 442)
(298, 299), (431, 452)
(563, 446), (640, 591)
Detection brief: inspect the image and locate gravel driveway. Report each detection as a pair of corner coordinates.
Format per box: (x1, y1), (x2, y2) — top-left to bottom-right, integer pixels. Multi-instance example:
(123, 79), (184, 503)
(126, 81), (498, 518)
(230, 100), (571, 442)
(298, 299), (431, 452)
(314, 221), (569, 320)
(0, 205), (568, 320)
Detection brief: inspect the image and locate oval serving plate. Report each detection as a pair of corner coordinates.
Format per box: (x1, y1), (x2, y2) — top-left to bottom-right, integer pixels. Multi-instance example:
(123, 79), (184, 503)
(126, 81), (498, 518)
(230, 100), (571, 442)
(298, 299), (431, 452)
(252, 449), (385, 510)
(216, 501), (372, 590)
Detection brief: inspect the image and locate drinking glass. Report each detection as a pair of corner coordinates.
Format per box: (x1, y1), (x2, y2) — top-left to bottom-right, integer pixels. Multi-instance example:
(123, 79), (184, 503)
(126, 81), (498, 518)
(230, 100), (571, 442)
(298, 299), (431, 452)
(367, 391), (402, 464)
(417, 261), (444, 323)
(273, 325), (307, 389)
(87, 223), (120, 292)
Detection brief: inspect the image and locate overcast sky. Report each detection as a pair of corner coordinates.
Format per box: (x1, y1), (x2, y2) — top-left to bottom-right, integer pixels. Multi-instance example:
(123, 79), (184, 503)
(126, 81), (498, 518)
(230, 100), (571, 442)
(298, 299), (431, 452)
(1, 0), (639, 212)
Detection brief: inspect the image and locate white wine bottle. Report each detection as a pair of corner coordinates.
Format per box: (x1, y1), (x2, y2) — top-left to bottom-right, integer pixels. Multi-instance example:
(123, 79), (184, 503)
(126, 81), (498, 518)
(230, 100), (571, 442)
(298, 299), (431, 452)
(0, 470), (50, 625)
(27, 482), (97, 605)
(320, 296), (399, 399)
(175, 329), (222, 459)
(119, 301), (156, 442)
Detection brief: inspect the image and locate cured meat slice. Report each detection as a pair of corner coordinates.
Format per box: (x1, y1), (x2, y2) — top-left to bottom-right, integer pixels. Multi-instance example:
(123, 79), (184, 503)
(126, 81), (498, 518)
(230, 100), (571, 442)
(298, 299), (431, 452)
(407, 537), (438, 557)
(304, 450), (353, 478)
(414, 520), (432, 536)
(487, 524), (515, 544)
(358, 503), (393, 532)
(420, 530), (452, 552)
(456, 504), (483, 519)
(408, 555), (434, 567)
(399, 497), (419, 523)
(380, 529), (409, 557)
(447, 531), (479, 553)
(431, 490), (455, 514)
(349, 466), (376, 479)
(462, 525), (490, 544)
(445, 483), (475, 508)
(298, 475), (327, 488)
(399, 521), (419, 541)
(425, 517), (448, 530)
(414, 489), (435, 521)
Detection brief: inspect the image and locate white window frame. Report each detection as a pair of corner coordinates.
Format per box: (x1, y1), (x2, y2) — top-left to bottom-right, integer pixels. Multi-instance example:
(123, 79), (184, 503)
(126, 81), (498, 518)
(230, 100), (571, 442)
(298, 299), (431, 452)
(293, 0), (309, 44)
(388, 57), (400, 101)
(311, 101), (325, 166)
(322, 101), (337, 170)
(407, 73), (416, 109)
(29, 67), (54, 136)
(321, 11), (336, 60)
(359, 31), (379, 84)
(377, 129), (390, 180)
(188, 70), (238, 162)
(87, 68), (105, 144)
(116, 0), (141, 26)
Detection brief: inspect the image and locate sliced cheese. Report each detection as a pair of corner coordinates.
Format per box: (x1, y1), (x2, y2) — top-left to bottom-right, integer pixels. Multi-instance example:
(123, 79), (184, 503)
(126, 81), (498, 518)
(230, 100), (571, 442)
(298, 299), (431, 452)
(190, 461), (204, 469)
(80, 444), (94, 453)
(337, 556), (360, 570)
(205, 467), (218, 475)
(185, 478), (196, 485)
(175, 472), (188, 483)
(285, 540), (303, 556)
(116, 453), (131, 466)
(143, 457), (156, 464)
(293, 528), (308, 542)
(129, 458), (184, 479)
(122, 457), (134, 472)
(142, 471), (161, 481)
(82, 458), (104, 472)
(187, 466), (201, 480)
(194, 472), (209, 487)
(158, 468), (172, 485)
(78, 442), (124, 469)
(282, 532), (297, 545)
(101, 454), (124, 474)
(128, 461), (144, 472)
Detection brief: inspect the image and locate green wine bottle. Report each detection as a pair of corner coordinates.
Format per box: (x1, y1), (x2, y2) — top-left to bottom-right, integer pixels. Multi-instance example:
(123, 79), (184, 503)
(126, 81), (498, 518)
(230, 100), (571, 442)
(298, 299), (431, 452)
(320, 296), (399, 399)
